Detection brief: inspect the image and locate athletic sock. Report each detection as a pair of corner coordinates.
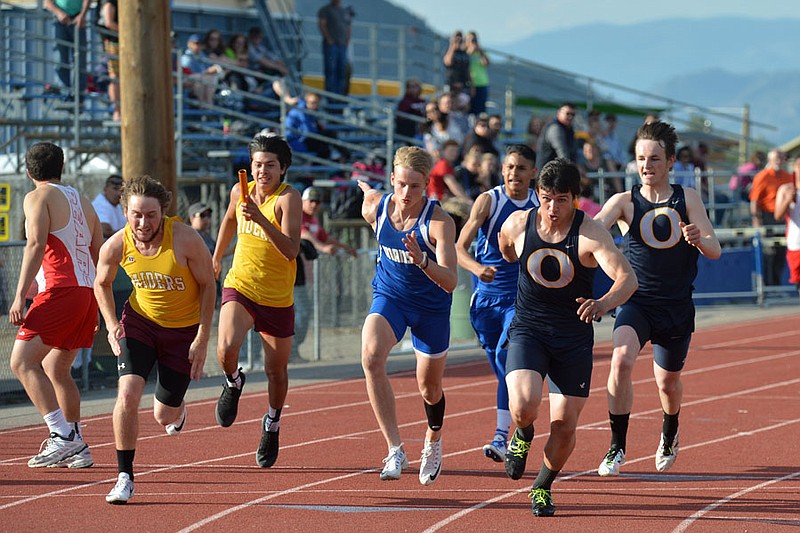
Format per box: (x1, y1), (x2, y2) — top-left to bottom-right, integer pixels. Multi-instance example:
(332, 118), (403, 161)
(662, 411), (679, 443)
(225, 368), (243, 389)
(116, 449), (135, 479)
(68, 421), (84, 442)
(609, 412), (630, 451)
(43, 409), (73, 438)
(496, 409), (511, 441)
(532, 464), (559, 491)
(517, 423), (534, 442)
(265, 406), (281, 432)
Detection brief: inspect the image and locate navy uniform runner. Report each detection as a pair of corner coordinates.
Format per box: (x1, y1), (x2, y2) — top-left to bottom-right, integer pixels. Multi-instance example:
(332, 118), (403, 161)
(505, 208), (597, 397)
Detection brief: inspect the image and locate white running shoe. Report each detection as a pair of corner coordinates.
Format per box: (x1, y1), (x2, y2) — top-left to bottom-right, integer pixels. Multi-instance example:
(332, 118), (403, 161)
(482, 435), (507, 463)
(655, 433), (679, 472)
(106, 473), (134, 504)
(419, 438), (442, 486)
(598, 447), (625, 477)
(166, 405), (187, 436)
(48, 445), (94, 469)
(27, 431), (86, 468)
(380, 444), (409, 481)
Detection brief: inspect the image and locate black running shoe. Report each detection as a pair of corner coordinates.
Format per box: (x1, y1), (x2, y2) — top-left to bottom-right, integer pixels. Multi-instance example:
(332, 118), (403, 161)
(215, 369), (245, 427)
(529, 487), (555, 517)
(256, 414), (279, 468)
(504, 430), (531, 480)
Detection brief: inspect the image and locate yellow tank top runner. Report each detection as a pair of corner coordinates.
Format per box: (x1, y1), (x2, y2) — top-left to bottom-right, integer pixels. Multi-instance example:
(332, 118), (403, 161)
(224, 181), (296, 307)
(121, 216), (201, 328)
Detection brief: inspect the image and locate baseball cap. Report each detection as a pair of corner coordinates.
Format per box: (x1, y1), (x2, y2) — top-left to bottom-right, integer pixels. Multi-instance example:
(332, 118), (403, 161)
(187, 202), (211, 217)
(302, 187), (321, 202)
(188, 33), (202, 43)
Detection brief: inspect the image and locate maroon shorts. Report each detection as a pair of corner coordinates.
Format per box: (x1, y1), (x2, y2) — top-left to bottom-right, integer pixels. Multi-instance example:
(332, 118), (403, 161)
(221, 287), (294, 338)
(787, 249), (800, 284)
(120, 303), (198, 376)
(17, 287), (97, 349)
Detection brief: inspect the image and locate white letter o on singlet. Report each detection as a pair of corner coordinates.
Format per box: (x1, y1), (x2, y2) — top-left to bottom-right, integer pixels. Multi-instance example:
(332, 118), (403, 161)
(639, 207), (681, 250)
(527, 248), (574, 289)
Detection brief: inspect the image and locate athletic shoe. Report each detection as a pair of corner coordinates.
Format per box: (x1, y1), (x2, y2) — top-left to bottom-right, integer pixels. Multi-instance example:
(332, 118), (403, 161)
(380, 444), (409, 481)
(215, 369), (245, 427)
(598, 447), (625, 477)
(418, 439), (442, 486)
(655, 432), (679, 472)
(48, 444), (94, 469)
(106, 473), (134, 505)
(505, 430), (531, 480)
(166, 405), (187, 436)
(27, 431), (86, 468)
(255, 414), (279, 468)
(482, 434), (507, 463)
(529, 487), (555, 517)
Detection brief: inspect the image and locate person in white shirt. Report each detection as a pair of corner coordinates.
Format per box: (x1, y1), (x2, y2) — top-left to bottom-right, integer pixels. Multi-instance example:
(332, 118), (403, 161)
(92, 174), (125, 238)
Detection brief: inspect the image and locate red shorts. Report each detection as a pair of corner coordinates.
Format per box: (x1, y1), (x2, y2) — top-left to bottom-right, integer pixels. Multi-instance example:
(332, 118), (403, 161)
(787, 250), (800, 284)
(221, 287), (294, 338)
(17, 286), (98, 349)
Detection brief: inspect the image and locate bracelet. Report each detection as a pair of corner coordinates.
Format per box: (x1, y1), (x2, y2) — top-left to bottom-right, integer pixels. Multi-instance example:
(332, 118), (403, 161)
(417, 252), (429, 270)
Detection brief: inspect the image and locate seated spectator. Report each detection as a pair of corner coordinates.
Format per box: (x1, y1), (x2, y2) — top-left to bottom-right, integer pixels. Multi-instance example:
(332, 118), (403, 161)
(487, 113), (504, 156)
(463, 114), (499, 157)
(730, 150), (766, 202)
(202, 29), (227, 62)
(421, 100), (464, 157)
(525, 115), (546, 151)
(223, 33), (254, 91)
(578, 141), (603, 179)
(673, 145), (696, 189)
(97, 0), (120, 121)
(577, 179), (602, 217)
(427, 140), (471, 203)
(395, 78), (426, 141)
(456, 146), (483, 199)
(437, 91), (469, 141)
(285, 91), (331, 159)
(180, 33), (222, 105)
(246, 26), (297, 107)
(471, 152), (500, 197)
(352, 150), (387, 181)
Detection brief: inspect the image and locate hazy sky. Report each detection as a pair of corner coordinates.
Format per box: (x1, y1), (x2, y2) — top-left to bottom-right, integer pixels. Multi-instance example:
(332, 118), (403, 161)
(395, 0), (800, 46)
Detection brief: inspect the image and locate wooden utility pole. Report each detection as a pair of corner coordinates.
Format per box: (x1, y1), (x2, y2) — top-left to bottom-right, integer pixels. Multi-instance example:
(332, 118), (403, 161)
(118, 0), (176, 214)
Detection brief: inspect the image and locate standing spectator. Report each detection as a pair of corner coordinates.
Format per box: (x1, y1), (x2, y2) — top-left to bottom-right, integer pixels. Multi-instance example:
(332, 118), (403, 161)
(357, 146), (458, 485)
(10, 142), (103, 469)
(750, 149), (793, 286)
(96, 0), (119, 121)
(180, 33), (222, 105)
(212, 135), (301, 469)
(94, 175), (216, 504)
(498, 159), (637, 517)
(318, 0), (352, 96)
(395, 78), (426, 141)
(774, 158), (800, 296)
(442, 30), (470, 93)
(285, 91), (332, 159)
(455, 144), (539, 464)
(730, 150), (766, 202)
(595, 121), (720, 479)
(536, 103), (578, 171)
(292, 187), (357, 362)
(465, 31), (490, 116)
(44, 0), (90, 98)
(93, 174), (125, 238)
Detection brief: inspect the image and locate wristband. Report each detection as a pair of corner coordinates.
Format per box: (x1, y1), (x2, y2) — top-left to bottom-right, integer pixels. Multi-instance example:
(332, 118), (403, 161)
(417, 252), (429, 270)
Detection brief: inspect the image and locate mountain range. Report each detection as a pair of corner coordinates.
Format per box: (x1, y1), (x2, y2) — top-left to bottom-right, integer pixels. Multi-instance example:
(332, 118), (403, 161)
(493, 17), (800, 145)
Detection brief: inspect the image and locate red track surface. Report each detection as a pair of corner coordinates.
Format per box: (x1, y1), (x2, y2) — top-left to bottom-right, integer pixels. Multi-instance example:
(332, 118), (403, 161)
(2, 313), (799, 532)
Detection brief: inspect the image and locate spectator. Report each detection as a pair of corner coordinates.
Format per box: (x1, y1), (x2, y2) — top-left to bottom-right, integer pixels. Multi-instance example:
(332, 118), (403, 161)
(472, 152), (500, 197)
(730, 150), (766, 202)
(487, 114), (504, 156)
(578, 179), (602, 217)
(44, 0), (90, 98)
(92, 174), (125, 239)
(96, 0), (119, 121)
(536, 103), (578, 171)
(464, 114), (499, 157)
(317, 0), (352, 96)
(456, 146), (483, 199)
(202, 29), (226, 61)
(395, 78), (426, 141)
(465, 31), (490, 116)
(180, 33), (222, 105)
(774, 158), (800, 296)
(187, 202), (215, 255)
(223, 33), (253, 91)
(421, 100), (464, 158)
(246, 27), (297, 107)
(437, 91), (469, 141)
(600, 113), (626, 171)
(442, 30), (470, 93)
(672, 146), (696, 189)
(293, 187), (358, 362)
(427, 140), (471, 203)
(525, 115), (546, 151)
(750, 149), (793, 286)
(285, 91), (331, 159)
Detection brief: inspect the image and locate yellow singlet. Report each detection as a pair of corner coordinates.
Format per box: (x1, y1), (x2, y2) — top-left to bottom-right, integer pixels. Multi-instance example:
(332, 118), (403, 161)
(224, 181), (296, 307)
(121, 216), (201, 328)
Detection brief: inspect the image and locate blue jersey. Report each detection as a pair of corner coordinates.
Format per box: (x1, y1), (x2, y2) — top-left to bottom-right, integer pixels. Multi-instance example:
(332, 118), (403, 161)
(371, 194), (452, 314)
(511, 208), (596, 338)
(626, 184), (699, 305)
(473, 185), (539, 297)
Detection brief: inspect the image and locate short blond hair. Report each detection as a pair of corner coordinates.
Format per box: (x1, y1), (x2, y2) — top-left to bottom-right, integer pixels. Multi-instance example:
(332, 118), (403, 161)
(393, 146), (433, 179)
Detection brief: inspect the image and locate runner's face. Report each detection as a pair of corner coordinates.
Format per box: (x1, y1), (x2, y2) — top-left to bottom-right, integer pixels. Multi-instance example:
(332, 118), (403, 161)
(251, 151), (285, 194)
(537, 187), (574, 226)
(636, 139), (674, 187)
(391, 166), (427, 208)
(502, 153), (535, 199)
(126, 195), (163, 243)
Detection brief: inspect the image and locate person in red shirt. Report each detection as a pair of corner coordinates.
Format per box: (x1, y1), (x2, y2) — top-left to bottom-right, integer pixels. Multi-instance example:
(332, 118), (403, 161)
(427, 140), (470, 203)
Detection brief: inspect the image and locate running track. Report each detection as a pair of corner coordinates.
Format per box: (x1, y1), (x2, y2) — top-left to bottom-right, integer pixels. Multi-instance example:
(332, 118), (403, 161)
(1, 312), (799, 532)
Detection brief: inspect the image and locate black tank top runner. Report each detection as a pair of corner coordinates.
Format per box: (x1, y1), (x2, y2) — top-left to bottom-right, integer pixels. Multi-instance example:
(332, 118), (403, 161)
(626, 184), (699, 305)
(511, 208), (596, 336)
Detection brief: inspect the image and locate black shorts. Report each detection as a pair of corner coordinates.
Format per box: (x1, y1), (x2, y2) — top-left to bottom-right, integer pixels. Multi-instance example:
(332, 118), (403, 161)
(505, 326), (593, 398)
(614, 300), (694, 372)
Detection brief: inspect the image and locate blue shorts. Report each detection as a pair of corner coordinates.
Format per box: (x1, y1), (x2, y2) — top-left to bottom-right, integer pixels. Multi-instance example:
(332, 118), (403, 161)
(505, 326), (593, 398)
(614, 300), (694, 372)
(369, 293), (450, 357)
(469, 292), (515, 353)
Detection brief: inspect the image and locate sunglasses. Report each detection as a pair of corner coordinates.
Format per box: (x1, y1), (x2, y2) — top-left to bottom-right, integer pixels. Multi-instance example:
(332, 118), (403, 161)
(197, 212), (211, 218)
